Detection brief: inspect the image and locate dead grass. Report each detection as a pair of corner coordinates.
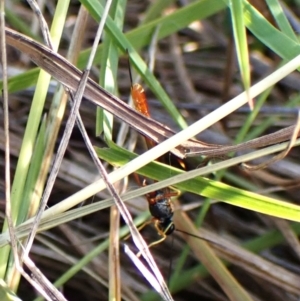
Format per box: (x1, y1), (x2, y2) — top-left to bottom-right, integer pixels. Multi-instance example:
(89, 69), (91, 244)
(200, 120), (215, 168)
(1, 1), (300, 301)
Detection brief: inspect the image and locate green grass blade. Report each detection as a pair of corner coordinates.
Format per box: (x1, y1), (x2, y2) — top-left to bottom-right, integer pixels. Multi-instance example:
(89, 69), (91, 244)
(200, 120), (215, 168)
(243, 0), (300, 59)
(0, 280), (22, 301)
(0, 0), (71, 285)
(19, 116), (46, 219)
(3, 0), (226, 121)
(5, 68), (40, 93)
(266, 0), (298, 41)
(142, 0), (175, 24)
(79, 0), (226, 66)
(79, 0), (227, 129)
(96, 0), (126, 138)
(95, 145), (300, 222)
(229, 0), (251, 103)
(5, 8), (40, 40)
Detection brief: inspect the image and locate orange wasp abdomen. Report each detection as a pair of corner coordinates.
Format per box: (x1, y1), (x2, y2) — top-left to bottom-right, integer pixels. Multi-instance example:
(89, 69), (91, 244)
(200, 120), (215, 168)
(131, 83), (151, 118)
(131, 83), (156, 150)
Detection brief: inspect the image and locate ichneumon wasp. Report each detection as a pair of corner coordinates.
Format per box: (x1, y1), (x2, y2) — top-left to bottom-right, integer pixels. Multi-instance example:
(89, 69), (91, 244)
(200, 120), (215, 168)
(129, 67), (180, 251)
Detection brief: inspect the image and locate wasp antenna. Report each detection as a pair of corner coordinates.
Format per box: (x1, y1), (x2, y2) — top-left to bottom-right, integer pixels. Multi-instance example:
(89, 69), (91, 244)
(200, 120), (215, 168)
(127, 51), (134, 87)
(176, 228), (223, 248)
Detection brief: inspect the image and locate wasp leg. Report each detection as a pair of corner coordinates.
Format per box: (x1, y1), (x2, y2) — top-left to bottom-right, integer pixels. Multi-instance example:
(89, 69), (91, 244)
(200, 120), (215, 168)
(136, 234), (167, 258)
(169, 186), (181, 197)
(123, 218), (155, 241)
(136, 220), (173, 257)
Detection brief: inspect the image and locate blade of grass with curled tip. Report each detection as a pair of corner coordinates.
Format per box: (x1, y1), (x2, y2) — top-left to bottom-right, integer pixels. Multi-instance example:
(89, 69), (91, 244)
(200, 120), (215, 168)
(95, 139), (300, 221)
(4, 31), (300, 225)
(4, 142), (299, 251)
(245, 93), (300, 142)
(5, 19), (298, 230)
(6, 27), (300, 160)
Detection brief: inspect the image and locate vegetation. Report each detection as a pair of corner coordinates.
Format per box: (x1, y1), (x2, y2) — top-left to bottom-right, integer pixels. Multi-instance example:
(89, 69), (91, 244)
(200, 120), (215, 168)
(1, 0), (300, 300)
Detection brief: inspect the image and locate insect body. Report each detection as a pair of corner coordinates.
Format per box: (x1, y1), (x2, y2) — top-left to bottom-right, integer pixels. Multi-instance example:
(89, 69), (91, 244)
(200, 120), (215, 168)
(131, 82), (176, 246)
(131, 84), (150, 117)
(131, 83), (156, 149)
(147, 189), (175, 237)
